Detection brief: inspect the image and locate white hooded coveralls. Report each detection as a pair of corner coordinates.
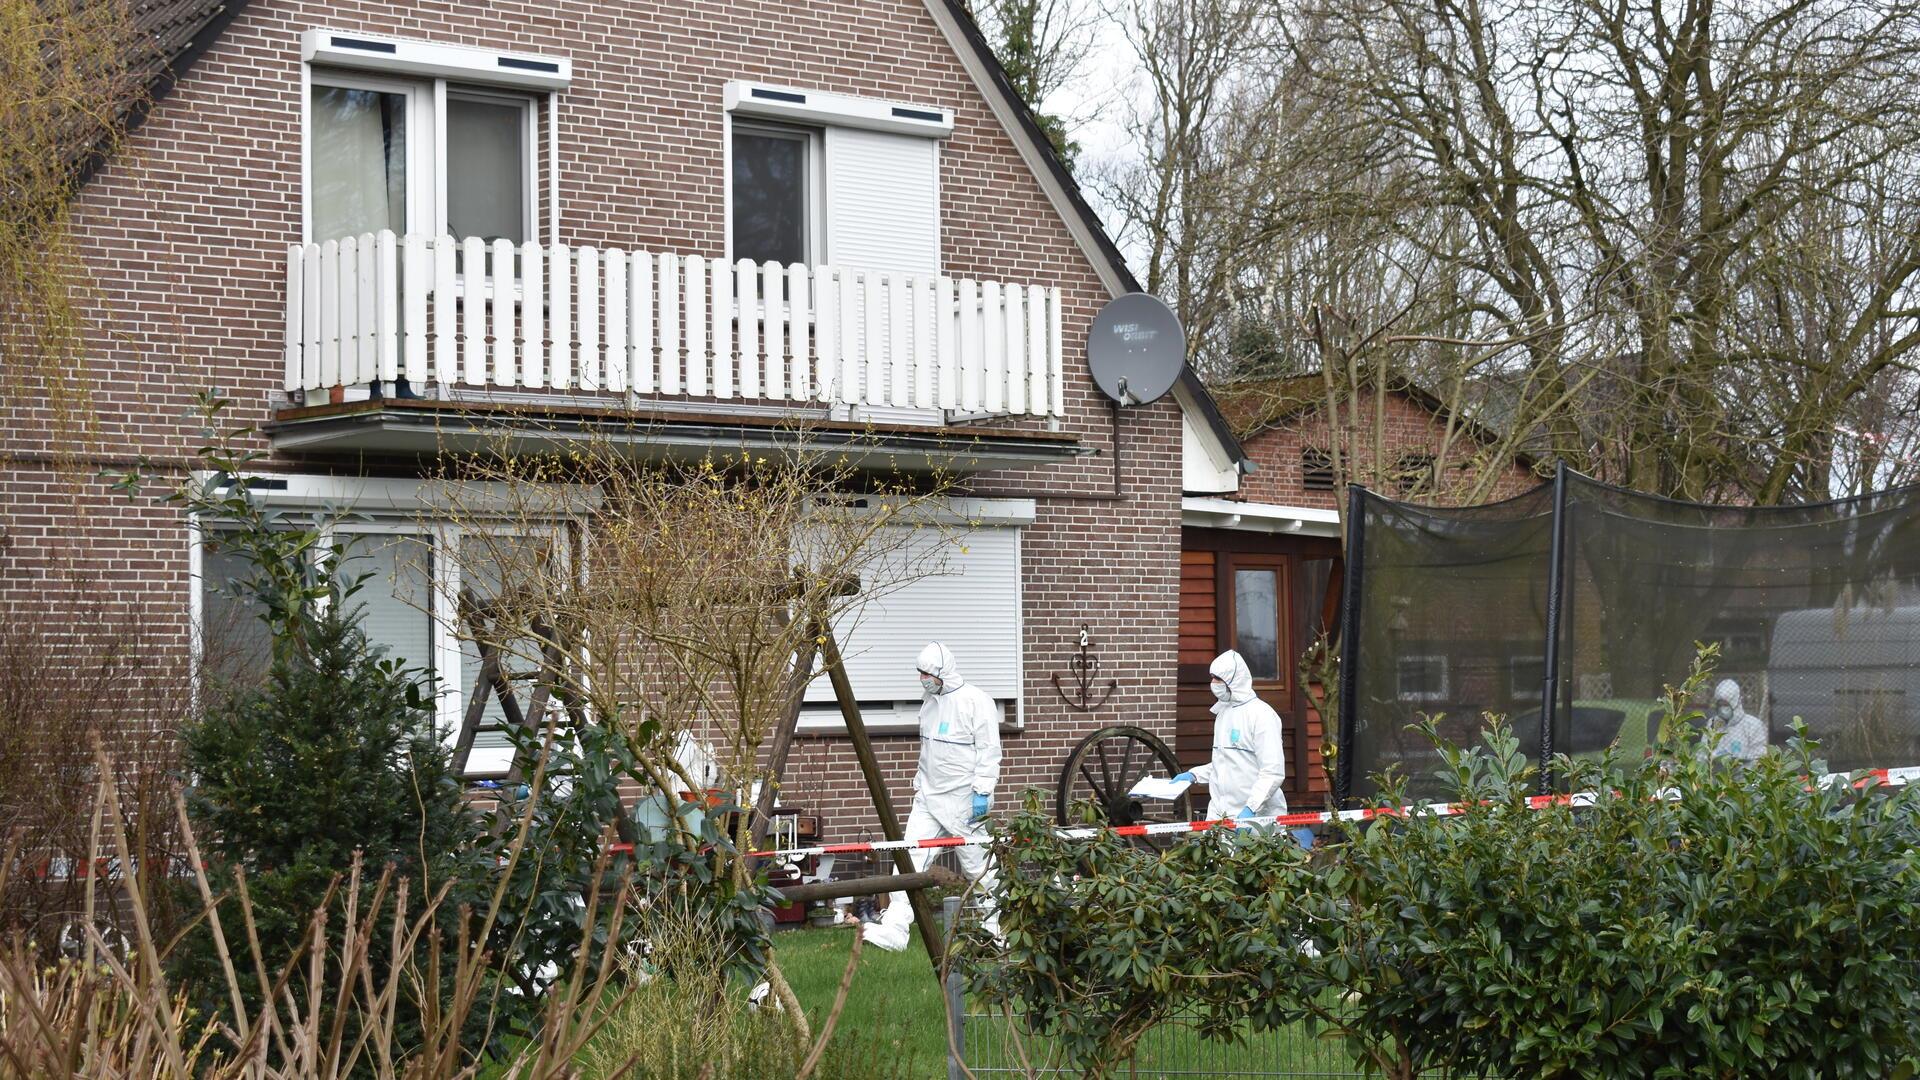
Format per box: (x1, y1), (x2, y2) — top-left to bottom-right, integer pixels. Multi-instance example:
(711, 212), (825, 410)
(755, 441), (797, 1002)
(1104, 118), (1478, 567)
(876, 642), (1002, 936)
(1191, 650), (1289, 821)
(1709, 678), (1766, 764)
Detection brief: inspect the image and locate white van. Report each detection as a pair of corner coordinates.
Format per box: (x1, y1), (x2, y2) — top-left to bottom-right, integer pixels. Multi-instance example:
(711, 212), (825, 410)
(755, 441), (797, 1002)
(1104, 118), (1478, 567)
(1768, 604), (1920, 772)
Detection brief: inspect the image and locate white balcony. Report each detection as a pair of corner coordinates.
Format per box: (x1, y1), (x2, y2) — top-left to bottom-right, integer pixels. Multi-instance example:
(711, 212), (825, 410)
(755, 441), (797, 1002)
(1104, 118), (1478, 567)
(282, 232), (1067, 420)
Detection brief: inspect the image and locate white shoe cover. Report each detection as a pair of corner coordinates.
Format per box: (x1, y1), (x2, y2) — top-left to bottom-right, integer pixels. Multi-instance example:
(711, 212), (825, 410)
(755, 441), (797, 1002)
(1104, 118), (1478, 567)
(862, 922), (911, 953)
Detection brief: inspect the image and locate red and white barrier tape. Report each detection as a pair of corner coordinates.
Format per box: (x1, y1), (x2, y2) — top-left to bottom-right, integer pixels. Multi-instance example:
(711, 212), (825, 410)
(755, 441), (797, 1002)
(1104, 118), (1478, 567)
(710, 764), (1920, 861)
(21, 767), (1919, 881)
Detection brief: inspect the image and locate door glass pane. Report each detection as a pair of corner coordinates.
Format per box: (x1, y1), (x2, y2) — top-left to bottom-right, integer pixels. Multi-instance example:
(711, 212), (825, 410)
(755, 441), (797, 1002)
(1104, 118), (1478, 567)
(200, 544), (273, 688)
(311, 85), (407, 242)
(731, 130), (807, 266)
(458, 535), (555, 773)
(341, 534), (435, 688)
(447, 97), (527, 244)
(1234, 568), (1281, 681)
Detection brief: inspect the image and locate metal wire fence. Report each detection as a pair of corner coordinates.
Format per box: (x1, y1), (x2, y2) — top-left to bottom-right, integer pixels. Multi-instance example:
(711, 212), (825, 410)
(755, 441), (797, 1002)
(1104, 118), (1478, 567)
(950, 999), (1362, 1078)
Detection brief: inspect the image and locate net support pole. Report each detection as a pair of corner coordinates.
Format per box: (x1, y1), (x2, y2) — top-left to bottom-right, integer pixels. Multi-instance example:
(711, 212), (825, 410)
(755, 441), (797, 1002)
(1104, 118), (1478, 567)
(1538, 460), (1571, 794)
(1336, 483), (1367, 809)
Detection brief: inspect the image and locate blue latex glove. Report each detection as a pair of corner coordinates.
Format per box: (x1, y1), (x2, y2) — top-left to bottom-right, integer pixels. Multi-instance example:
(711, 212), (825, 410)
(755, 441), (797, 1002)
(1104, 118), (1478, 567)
(971, 792), (991, 821)
(1238, 806), (1258, 820)
(1173, 772), (1195, 783)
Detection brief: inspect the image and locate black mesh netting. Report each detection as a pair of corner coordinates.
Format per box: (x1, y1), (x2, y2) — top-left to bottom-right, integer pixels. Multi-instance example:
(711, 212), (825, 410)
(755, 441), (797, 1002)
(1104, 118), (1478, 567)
(1339, 470), (1920, 804)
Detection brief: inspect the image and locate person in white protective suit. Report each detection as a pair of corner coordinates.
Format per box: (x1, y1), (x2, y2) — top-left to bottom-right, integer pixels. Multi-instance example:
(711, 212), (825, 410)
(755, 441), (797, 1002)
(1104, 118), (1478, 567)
(1708, 678), (1767, 764)
(861, 642), (1003, 953)
(1174, 650), (1290, 825)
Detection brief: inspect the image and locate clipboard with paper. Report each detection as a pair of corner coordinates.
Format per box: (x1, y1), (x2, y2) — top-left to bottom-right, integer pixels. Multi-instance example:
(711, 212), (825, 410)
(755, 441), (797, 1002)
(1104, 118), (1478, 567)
(1127, 775), (1193, 801)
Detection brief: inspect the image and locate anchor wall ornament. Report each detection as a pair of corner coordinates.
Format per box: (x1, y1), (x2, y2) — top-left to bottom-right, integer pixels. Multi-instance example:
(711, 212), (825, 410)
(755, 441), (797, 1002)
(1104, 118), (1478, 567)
(1052, 624), (1118, 712)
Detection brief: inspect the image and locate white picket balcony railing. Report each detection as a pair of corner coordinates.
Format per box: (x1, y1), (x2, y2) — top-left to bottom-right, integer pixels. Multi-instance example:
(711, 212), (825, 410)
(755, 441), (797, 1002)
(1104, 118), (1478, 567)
(283, 232), (1066, 418)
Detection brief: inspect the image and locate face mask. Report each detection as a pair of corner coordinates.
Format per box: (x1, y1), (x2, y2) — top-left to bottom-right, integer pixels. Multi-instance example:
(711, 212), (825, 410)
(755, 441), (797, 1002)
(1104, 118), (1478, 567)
(1210, 679), (1230, 701)
(1716, 703), (1734, 721)
(921, 674), (943, 695)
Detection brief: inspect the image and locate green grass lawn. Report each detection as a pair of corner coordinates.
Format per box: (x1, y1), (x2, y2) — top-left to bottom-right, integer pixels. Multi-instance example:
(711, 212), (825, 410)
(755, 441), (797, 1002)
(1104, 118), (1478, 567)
(483, 924), (1358, 1078)
(776, 924), (952, 1079)
(774, 924), (1361, 1079)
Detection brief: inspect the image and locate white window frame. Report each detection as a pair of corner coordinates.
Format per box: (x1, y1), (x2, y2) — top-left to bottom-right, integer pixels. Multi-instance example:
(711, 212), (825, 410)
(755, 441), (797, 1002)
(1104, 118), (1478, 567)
(1509, 655), (1546, 702)
(1397, 654), (1451, 703)
(793, 498), (1032, 734)
(186, 474), (589, 778)
(303, 70), (543, 246)
(442, 86), (541, 248)
(303, 68), (438, 243)
(435, 522), (572, 777)
(724, 116), (826, 269)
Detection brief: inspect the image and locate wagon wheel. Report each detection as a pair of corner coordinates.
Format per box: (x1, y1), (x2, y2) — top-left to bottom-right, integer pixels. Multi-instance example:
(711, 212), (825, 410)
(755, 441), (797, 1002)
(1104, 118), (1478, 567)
(1056, 725), (1194, 849)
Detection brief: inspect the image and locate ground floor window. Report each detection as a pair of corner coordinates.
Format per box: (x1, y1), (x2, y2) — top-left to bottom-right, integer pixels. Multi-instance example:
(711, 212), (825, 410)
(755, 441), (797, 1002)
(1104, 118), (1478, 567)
(799, 517), (1025, 730)
(195, 513), (567, 778)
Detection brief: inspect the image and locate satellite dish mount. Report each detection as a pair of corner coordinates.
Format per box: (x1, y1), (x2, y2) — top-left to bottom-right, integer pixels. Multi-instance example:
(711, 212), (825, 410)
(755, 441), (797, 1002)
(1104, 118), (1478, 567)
(1088, 293), (1186, 407)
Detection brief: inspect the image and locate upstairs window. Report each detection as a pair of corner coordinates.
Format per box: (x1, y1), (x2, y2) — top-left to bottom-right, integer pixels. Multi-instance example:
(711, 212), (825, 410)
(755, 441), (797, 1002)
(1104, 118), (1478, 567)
(308, 74), (536, 246)
(730, 123), (816, 267)
(301, 30), (568, 247)
(446, 91), (534, 245)
(724, 83), (948, 277)
(310, 83), (410, 242)
(310, 74), (424, 243)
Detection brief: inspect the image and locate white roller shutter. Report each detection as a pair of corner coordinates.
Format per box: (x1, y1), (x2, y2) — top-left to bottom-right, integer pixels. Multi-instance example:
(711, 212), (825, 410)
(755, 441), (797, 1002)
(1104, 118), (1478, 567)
(824, 127), (942, 424)
(805, 524), (1022, 720)
(824, 127), (939, 275)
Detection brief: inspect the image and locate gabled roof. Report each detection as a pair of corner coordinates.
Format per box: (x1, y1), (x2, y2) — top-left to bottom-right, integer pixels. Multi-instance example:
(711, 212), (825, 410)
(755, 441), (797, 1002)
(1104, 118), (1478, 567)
(56, 1), (246, 186)
(118, 0), (1251, 473)
(1213, 372), (1536, 468)
(132, 0), (239, 89)
(106, 1), (249, 150)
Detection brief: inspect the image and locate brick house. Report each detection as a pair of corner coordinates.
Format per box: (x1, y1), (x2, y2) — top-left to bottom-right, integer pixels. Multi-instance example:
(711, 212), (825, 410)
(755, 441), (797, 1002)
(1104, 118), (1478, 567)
(1176, 376), (1539, 808)
(2, 0), (1266, 842)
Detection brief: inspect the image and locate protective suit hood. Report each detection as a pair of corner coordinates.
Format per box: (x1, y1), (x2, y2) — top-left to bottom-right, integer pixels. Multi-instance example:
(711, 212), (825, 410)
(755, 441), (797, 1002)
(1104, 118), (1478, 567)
(1707, 677), (1766, 764)
(917, 641), (965, 692)
(1713, 678), (1743, 713)
(1209, 650), (1258, 709)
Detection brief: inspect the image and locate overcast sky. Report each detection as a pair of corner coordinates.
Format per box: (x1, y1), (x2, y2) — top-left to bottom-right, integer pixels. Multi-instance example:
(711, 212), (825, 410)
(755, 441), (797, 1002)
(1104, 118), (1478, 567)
(1040, 5), (1148, 274)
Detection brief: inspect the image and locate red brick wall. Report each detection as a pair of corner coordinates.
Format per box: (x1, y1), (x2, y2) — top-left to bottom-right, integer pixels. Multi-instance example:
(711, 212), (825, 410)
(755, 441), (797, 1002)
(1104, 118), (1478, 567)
(1236, 392), (1540, 510)
(1, 0), (1181, 843)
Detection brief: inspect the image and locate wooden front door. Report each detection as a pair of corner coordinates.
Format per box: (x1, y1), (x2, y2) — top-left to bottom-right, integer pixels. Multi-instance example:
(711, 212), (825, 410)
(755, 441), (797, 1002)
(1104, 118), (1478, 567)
(1178, 528), (1343, 809)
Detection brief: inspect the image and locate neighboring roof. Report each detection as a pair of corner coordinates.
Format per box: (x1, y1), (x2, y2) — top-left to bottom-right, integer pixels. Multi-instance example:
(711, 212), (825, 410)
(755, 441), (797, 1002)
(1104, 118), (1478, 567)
(1214, 372), (1535, 467)
(112, 0), (1252, 471)
(1214, 374), (1329, 436)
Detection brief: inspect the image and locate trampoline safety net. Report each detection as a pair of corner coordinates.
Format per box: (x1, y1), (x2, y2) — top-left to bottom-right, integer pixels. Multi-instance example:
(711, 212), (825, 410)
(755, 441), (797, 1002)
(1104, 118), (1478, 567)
(1337, 466), (1920, 804)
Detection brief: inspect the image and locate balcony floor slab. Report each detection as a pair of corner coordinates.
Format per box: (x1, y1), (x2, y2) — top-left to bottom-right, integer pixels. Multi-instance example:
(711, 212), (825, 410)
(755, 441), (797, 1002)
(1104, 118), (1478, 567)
(265, 397), (1089, 474)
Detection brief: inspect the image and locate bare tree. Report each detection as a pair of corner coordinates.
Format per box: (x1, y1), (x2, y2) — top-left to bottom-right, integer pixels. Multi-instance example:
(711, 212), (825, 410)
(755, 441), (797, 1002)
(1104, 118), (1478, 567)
(1280, 0), (1920, 502)
(1096, 0), (1280, 351)
(1104, 0), (1920, 504)
(428, 430), (961, 1035)
(969, 0), (1103, 164)
(0, 0), (155, 459)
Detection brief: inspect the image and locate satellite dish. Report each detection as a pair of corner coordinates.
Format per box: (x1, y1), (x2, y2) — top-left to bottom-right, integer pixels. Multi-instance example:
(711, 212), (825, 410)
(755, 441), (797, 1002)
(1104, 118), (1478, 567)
(1088, 292), (1185, 406)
